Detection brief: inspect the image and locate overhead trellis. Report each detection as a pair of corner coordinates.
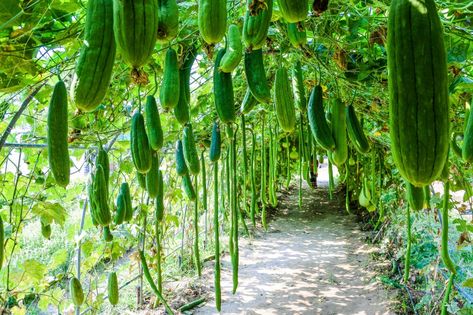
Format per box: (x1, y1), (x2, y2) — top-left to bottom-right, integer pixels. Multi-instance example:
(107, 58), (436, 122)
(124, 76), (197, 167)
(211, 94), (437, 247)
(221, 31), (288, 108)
(0, 0), (472, 314)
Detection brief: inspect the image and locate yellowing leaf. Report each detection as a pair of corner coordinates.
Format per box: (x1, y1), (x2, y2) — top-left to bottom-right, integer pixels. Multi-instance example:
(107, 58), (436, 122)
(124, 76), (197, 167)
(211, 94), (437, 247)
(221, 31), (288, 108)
(11, 306), (26, 315)
(32, 201), (67, 226)
(463, 278), (473, 288)
(22, 259), (46, 284)
(50, 249), (68, 269)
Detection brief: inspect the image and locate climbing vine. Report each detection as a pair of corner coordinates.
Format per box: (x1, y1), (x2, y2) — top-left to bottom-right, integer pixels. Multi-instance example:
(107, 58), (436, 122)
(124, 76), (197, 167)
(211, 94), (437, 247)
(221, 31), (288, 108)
(0, 0), (472, 314)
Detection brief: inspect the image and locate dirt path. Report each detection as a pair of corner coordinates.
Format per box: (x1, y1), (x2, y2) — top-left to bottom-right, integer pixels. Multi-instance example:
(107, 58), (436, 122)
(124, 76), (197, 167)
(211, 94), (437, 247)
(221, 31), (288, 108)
(194, 177), (394, 315)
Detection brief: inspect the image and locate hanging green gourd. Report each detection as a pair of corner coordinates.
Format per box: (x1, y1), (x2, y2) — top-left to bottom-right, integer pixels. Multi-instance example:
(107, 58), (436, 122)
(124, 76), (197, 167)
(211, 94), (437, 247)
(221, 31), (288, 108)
(330, 99), (348, 166)
(387, 0), (449, 187)
(145, 95), (164, 151)
(113, 0), (159, 69)
(219, 24), (243, 73)
(160, 48), (180, 110)
(308, 85), (335, 151)
(182, 124), (201, 174)
(214, 49), (236, 124)
(130, 112), (152, 173)
(156, 0), (179, 43)
(274, 67), (296, 133)
(48, 80), (70, 188)
(242, 0), (273, 50)
(198, 0), (227, 44)
(277, 0), (308, 23)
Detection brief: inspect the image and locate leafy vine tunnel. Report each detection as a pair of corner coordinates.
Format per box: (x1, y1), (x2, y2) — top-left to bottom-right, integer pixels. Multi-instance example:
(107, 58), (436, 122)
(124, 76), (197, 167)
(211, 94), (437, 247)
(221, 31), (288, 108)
(0, 0), (471, 314)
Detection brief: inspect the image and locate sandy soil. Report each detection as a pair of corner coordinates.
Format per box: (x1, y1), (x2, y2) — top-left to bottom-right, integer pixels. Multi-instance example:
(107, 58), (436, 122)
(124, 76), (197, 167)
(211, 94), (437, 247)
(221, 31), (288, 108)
(193, 179), (395, 315)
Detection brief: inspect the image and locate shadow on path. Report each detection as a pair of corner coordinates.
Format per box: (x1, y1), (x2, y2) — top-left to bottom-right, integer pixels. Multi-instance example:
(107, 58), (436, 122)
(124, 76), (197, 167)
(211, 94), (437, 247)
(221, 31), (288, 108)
(195, 179), (394, 315)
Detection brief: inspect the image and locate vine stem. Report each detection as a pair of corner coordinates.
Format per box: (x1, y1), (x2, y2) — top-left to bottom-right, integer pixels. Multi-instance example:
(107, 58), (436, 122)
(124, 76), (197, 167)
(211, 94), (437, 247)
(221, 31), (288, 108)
(193, 174), (201, 277)
(213, 161), (221, 311)
(75, 197), (88, 315)
(328, 159), (334, 200)
(139, 198), (149, 307)
(441, 273), (455, 315)
(0, 82), (47, 152)
(231, 125), (239, 293)
(298, 117), (303, 209)
(200, 150), (208, 249)
(404, 205), (411, 283)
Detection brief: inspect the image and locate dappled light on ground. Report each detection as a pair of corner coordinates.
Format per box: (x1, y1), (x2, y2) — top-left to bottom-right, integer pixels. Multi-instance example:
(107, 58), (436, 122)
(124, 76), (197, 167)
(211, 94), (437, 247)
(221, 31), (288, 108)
(196, 176), (393, 315)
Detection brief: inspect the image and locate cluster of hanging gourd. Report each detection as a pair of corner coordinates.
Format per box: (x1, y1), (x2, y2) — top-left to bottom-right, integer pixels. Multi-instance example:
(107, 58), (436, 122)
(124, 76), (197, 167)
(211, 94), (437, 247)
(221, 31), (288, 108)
(38, 0), (463, 313)
(42, 0), (381, 312)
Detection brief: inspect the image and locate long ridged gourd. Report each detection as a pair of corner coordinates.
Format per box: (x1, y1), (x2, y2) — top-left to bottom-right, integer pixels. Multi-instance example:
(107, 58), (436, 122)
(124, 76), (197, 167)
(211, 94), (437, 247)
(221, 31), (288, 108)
(182, 173), (196, 200)
(240, 87), (258, 114)
(137, 172), (146, 189)
(210, 122), (221, 162)
(273, 67), (296, 133)
(72, 0), (116, 112)
(113, 0), (158, 69)
(175, 139), (189, 176)
(330, 99), (348, 166)
(146, 152), (160, 198)
(242, 0), (273, 50)
(450, 133), (462, 159)
(287, 22), (307, 48)
(160, 48), (180, 110)
(387, 0), (449, 187)
(214, 49), (236, 124)
(103, 225), (113, 242)
(96, 147), (109, 191)
(157, 0), (179, 43)
(278, 0), (308, 23)
(174, 46), (196, 125)
(406, 181), (424, 211)
(198, 0), (226, 44)
(114, 192), (126, 225)
(244, 49), (271, 103)
(219, 24), (243, 73)
(462, 107), (473, 162)
(182, 124), (200, 174)
(346, 104), (370, 154)
(308, 85), (335, 150)
(155, 170), (164, 221)
(130, 112), (152, 173)
(121, 182), (134, 222)
(70, 277), (84, 306)
(293, 61), (306, 110)
(88, 177), (99, 226)
(145, 95), (164, 151)
(90, 165), (111, 226)
(423, 185), (431, 209)
(108, 272), (119, 305)
(48, 80), (70, 187)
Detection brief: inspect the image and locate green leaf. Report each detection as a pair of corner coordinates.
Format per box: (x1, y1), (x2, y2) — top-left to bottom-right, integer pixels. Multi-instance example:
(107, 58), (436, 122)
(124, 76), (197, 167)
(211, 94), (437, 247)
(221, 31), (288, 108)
(166, 214), (179, 227)
(452, 218), (467, 232)
(119, 160), (134, 174)
(81, 239), (93, 257)
(32, 202), (67, 226)
(50, 0), (81, 13)
(0, 0), (21, 27)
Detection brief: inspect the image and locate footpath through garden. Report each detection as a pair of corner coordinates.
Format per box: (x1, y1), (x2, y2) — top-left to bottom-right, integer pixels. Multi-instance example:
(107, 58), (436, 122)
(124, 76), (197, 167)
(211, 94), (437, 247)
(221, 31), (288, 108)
(195, 168), (395, 315)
